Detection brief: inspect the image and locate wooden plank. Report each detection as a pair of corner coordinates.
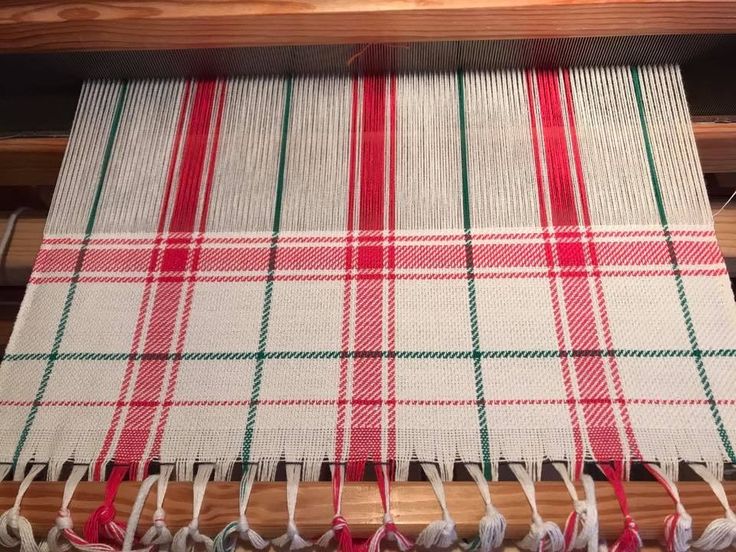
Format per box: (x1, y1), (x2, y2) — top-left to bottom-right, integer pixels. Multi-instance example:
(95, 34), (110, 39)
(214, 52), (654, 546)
(694, 121), (736, 174)
(1, 1), (736, 53)
(0, 215), (44, 287)
(0, 137), (65, 188)
(2, 123), (733, 190)
(0, 480), (733, 541)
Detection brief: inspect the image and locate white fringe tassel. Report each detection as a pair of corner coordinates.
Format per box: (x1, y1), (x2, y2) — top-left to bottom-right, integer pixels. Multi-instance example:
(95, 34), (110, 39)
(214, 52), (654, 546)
(645, 464), (692, 552)
(690, 463), (736, 551)
(272, 465), (312, 550)
(0, 464), (44, 552)
(122, 473), (160, 552)
(509, 464), (564, 552)
(214, 464), (269, 552)
(551, 462), (599, 552)
(416, 463), (460, 549)
(140, 465), (174, 552)
(365, 464), (413, 552)
(466, 463), (506, 551)
(172, 464), (215, 552)
(42, 465), (87, 552)
(316, 464), (351, 550)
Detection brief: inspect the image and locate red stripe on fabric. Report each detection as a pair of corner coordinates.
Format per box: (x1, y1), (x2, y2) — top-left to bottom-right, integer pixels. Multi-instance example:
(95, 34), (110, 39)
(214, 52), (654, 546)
(560, 68), (641, 460)
(387, 73), (398, 462)
(150, 80), (228, 461)
(526, 69), (585, 475)
(334, 75), (361, 464)
(348, 75), (388, 477)
(113, 80), (223, 469)
(33, 237), (722, 276)
(93, 80), (193, 479)
(536, 69), (625, 464)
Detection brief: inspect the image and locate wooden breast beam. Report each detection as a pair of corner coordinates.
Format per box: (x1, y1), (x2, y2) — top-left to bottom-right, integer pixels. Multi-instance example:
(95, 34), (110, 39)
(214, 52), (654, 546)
(1, 0), (736, 53)
(0, 480), (733, 543)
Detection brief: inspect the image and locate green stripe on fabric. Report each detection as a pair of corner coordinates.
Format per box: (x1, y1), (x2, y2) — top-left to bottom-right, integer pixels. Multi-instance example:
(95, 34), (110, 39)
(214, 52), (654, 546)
(11, 82), (129, 468)
(4, 348), (736, 363)
(241, 76), (293, 464)
(457, 68), (492, 476)
(630, 66), (735, 462)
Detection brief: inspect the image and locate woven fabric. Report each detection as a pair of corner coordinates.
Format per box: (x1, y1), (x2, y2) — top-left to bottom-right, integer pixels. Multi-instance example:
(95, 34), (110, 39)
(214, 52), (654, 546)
(1, 66), (735, 481)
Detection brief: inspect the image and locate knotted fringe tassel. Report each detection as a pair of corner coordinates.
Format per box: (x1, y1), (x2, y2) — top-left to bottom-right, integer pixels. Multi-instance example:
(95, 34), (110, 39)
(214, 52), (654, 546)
(214, 464), (268, 552)
(272, 464), (312, 550)
(416, 463), (460, 549)
(551, 463), (598, 552)
(41, 464), (116, 552)
(172, 464), (215, 552)
(598, 462), (642, 552)
(465, 464), (506, 552)
(644, 464), (691, 552)
(316, 464), (353, 551)
(122, 473), (160, 552)
(508, 464), (564, 552)
(0, 464), (44, 552)
(365, 464), (413, 552)
(689, 463), (736, 551)
(140, 465), (174, 552)
(84, 465), (129, 546)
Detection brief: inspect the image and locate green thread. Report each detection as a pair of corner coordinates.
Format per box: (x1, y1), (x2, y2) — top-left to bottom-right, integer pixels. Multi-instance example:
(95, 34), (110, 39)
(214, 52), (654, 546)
(11, 82), (129, 468)
(4, 348), (734, 363)
(241, 76), (293, 463)
(631, 66), (735, 462)
(457, 68), (492, 477)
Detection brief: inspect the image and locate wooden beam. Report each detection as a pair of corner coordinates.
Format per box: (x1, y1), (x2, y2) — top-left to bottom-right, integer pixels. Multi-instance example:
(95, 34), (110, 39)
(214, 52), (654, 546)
(1, 1), (736, 53)
(0, 215), (43, 287)
(0, 480), (733, 541)
(694, 121), (736, 174)
(0, 137), (66, 188)
(1, 122), (735, 189)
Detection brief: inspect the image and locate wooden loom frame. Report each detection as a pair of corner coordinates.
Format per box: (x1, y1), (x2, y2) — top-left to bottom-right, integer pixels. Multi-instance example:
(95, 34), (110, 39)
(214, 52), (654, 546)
(1, 1), (736, 549)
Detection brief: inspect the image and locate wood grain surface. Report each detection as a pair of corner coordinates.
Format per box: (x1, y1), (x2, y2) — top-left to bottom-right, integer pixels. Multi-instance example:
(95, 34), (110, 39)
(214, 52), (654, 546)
(1, 1), (736, 53)
(694, 121), (736, 174)
(0, 480), (733, 541)
(0, 137), (66, 188)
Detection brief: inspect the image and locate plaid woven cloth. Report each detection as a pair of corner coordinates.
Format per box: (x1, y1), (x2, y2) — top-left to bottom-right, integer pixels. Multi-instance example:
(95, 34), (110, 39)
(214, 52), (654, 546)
(1, 66), (734, 481)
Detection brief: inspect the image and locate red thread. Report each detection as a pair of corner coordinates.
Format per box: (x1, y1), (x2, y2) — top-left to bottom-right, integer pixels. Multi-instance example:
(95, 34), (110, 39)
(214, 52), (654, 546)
(331, 466), (354, 552)
(348, 74), (389, 476)
(84, 465), (128, 545)
(363, 464), (413, 552)
(525, 68), (584, 476)
(600, 462), (641, 552)
(644, 464), (680, 552)
(563, 510), (578, 551)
